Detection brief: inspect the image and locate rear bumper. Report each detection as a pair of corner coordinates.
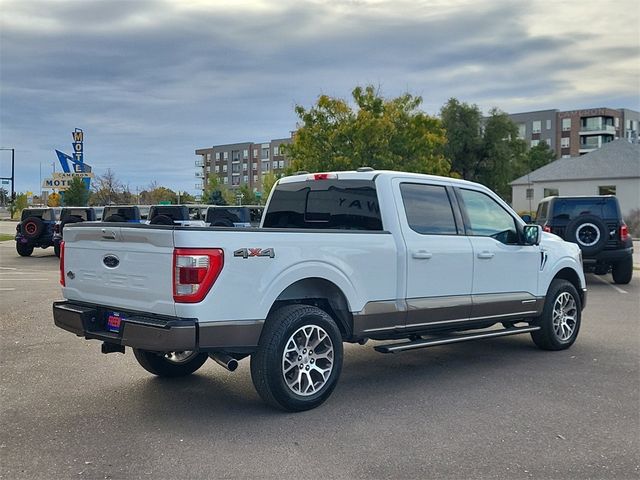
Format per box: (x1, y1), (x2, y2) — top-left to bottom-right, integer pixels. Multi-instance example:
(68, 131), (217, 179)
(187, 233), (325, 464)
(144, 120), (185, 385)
(584, 246), (633, 263)
(53, 301), (263, 352)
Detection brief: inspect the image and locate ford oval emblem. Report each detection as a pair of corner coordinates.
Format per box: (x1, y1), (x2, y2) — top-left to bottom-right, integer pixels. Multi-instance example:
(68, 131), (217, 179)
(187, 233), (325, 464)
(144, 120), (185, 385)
(103, 255), (120, 268)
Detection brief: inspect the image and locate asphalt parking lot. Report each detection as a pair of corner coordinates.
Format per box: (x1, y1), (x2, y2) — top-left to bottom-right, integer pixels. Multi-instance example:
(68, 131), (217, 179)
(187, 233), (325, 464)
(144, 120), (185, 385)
(1, 228), (639, 479)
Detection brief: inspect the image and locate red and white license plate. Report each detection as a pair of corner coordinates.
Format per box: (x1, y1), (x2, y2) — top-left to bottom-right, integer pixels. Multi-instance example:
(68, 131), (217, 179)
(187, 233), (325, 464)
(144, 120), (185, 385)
(106, 312), (124, 333)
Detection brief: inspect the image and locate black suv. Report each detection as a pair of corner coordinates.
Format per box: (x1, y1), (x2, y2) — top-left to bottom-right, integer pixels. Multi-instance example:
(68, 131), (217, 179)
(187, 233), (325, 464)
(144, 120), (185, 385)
(102, 206), (142, 223)
(15, 208), (58, 256)
(535, 196), (633, 284)
(52, 207), (98, 257)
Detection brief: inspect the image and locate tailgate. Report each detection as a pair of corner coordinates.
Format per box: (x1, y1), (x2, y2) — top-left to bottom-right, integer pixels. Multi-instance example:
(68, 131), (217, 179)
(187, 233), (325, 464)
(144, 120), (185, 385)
(62, 225), (176, 316)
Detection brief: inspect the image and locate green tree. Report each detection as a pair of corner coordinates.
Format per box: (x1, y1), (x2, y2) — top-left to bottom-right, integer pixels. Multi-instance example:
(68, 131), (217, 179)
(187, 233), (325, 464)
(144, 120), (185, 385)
(479, 108), (527, 201)
(238, 184), (256, 205)
(285, 85), (450, 175)
(440, 98), (483, 180)
(261, 171), (280, 201)
(63, 177), (89, 206)
(10, 193), (27, 219)
(525, 141), (556, 172)
(203, 176), (227, 205)
(140, 183), (177, 204)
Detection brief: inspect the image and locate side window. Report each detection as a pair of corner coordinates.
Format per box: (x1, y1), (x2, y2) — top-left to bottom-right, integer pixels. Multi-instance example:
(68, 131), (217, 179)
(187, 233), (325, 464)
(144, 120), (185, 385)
(536, 202), (548, 223)
(400, 183), (458, 235)
(459, 189), (518, 244)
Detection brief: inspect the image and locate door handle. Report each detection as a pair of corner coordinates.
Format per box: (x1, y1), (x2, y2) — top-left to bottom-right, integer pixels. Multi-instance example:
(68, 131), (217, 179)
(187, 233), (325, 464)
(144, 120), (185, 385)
(477, 251), (495, 259)
(412, 250), (433, 259)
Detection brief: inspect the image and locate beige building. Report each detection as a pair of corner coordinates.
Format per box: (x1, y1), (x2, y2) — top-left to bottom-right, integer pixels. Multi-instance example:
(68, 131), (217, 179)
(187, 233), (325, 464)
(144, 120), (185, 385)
(511, 139), (640, 218)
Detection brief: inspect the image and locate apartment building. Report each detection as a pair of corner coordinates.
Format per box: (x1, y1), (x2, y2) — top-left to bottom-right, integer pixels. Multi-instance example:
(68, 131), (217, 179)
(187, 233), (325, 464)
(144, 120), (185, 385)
(195, 135), (293, 195)
(508, 107), (639, 159)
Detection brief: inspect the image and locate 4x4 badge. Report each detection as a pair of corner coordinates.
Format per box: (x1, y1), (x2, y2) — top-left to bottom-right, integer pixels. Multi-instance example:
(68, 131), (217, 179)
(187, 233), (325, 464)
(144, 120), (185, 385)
(233, 248), (275, 259)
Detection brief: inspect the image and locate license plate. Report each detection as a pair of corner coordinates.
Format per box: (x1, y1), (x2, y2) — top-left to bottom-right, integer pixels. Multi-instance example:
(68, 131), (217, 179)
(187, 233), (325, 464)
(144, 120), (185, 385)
(106, 312), (125, 333)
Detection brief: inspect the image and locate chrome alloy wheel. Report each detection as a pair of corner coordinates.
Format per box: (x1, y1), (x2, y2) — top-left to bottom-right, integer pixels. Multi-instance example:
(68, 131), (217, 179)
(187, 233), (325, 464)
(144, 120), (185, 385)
(164, 351), (198, 364)
(282, 325), (334, 396)
(576, 223), (600, 247)
(552, 292), (577, 341)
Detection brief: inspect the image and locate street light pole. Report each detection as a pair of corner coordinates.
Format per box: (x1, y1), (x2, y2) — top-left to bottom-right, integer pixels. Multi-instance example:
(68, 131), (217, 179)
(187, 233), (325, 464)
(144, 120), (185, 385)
(0, 148), (15, 201)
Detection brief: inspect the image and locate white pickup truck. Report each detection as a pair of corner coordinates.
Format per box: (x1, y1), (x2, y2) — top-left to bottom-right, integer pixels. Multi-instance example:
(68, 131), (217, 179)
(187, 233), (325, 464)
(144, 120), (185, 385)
(54, 170), (586, 411)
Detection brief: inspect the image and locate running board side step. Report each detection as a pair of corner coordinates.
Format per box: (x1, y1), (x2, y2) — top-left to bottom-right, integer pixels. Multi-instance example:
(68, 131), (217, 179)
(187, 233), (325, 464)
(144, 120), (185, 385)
(374, 326), (541, 354)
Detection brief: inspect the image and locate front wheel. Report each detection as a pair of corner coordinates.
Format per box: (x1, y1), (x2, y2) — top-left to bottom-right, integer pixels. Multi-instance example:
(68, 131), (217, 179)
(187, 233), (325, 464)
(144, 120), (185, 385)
(611, 256), (633, 285)
(133, 349), (208, 377)
(251, 304), (343, 412)
(16, 242), (34, 257)
(531, 279), (581, 350)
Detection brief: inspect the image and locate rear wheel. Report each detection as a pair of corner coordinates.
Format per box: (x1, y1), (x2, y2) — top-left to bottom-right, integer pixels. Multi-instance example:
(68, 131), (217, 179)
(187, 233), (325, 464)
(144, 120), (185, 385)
(133, 349), (208, 377)
(612, 256), (633, 285)
(16, 243), (34, 257)
(531, 279), (581, 351)
(251, 304), (343, 411)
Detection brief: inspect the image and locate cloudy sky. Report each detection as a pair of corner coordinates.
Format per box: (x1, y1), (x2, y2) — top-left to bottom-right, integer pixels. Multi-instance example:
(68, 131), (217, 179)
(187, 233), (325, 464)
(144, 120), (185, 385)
(1, 0), (638, 196)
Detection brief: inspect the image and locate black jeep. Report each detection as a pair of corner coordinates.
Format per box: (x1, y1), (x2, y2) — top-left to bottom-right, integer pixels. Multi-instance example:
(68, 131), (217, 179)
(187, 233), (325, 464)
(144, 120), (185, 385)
(15, 208), (58, 257)
(52, 207), (98, 257)
(535, 195), (633, 284)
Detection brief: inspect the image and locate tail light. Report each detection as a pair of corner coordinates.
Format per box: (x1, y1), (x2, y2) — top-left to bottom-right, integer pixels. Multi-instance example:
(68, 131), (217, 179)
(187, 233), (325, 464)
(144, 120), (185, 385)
(15, 224), (20, 232)
(543, 224), (552, 233)
(59, 241), (65, 286)
(173, 248), (224, 303)
(620, 223), (629, 242)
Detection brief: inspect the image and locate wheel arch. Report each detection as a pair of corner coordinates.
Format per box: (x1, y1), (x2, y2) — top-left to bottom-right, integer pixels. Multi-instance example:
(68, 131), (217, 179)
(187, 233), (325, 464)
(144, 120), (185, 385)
(268, 278), (354, 341)
(552, 267), (585, 307)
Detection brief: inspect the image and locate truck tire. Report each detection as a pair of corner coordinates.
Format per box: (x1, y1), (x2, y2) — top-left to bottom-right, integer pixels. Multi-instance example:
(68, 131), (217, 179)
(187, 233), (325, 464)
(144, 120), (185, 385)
(16, 243), (34, 257)
(133, 349), (208, 377)
(250, 304), (343, 412)
(611, 256), (633, 284)
(531, 279), (581, 351)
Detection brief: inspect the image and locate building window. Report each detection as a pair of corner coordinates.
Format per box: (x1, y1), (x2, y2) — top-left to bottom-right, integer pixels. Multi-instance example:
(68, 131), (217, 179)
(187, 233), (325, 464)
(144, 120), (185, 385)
(243, 163), (248, 171)
(232, 164), (240, 173)
(232, 176), (240, 186)
(546, 119), (551, 130)
(614, 117), (619, 128)
(562, 118), (571, 131)
(526, 188), (534, 199)
(543, 188), (559, 197)
(215, 165), (220, 173)
(598, 185), (616, 195)
(532, 121), (541, 134)
(273, 146), (280, 156)
(243, 175), (248, 183)
(562, 155), (571, 158)
(517, 123), (526, 139)
(261, 147), (270, 159)
(223, 177), (228, 185)
(262, 162), (270, 171)
(232, 150), (240, 162)
(223, 164), (228, 173)
(206, 153), (211, 161)
(243, 149), (249, 159)
(252, 162), (257, 171)
(531, 139), (540, 147)
(561, 137), (570, 148)
(223, 151), (228, 160)
(215, 152), (220, 160)
(279, 160), (285, 169)
(253, 148), (258, 158)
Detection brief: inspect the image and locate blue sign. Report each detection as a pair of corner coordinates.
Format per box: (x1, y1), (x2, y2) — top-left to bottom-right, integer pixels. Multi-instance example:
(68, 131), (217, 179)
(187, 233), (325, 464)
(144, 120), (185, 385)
(55, 129), (91, 190)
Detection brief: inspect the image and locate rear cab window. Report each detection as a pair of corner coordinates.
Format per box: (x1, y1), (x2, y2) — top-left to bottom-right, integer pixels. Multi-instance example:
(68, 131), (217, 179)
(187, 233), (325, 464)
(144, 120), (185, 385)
(263, 179), (382, 230)
(103, 206), (140, 222)
(21, 209), (55, 221)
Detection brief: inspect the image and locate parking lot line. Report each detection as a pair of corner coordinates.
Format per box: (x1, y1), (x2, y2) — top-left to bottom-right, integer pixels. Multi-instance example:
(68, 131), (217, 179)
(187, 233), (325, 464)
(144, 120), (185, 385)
(0, 287), (16, 291)
(591, 274), (628, 294)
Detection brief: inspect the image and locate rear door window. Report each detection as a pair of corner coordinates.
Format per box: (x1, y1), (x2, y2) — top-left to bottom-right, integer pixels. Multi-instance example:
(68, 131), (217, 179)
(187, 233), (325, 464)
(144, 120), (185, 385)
(400, 183), (458, 235)
(263, 179), (382, 230)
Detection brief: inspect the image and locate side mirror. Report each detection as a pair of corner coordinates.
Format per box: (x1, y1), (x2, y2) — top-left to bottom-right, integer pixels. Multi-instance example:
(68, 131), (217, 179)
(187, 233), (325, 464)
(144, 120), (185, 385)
(523, 224), (542, 246)
(520, 214), (533, 224)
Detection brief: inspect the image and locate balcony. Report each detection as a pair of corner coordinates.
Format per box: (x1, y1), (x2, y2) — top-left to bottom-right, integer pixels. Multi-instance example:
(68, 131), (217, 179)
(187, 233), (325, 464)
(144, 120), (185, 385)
(195, 159), (204, 167)
(195, 183), (203, 190)
(579, 124), (615, 135)
(195, 171), (204, 178)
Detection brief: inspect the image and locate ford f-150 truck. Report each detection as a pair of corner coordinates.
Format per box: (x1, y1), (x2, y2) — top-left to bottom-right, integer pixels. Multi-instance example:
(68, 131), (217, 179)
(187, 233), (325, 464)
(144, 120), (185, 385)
(54, 170), (586, 411)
